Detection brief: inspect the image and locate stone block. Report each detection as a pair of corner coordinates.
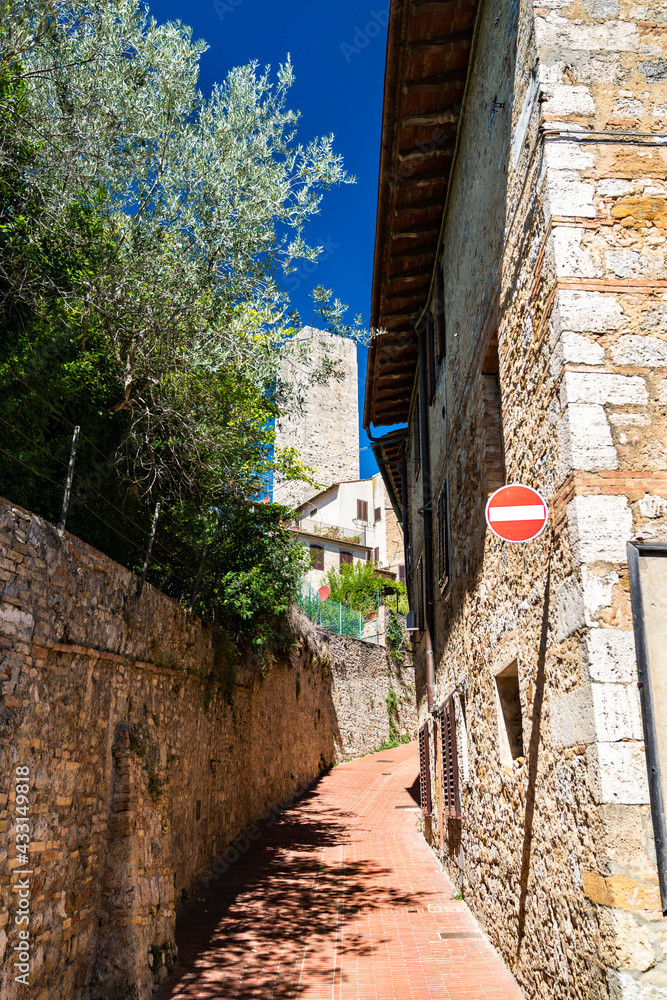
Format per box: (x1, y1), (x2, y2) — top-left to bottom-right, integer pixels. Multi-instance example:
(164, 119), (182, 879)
(556, 575), (585, 639)
(561, 371), (649, 406)
(0, 604), (33, 642)
(551, 230), (600, 281)
(598, 909), (656, 973)
(581, 565), (618, 623)
(582, 629), (638, 683)
(545, 140), (595, 171)
(587, 742), (650, 805)
(567, 494), (633, 564)
(558, 402), (617, 475)
(542, 85), (595, 116)
(583, 869), (660, 910)
(546, 170), (596, 218)
(535, 18), (639, 52)
(551, 682), (642, 747)
(639, 494), (667, 519)
(607, 968), (667, 999)
(554, 290), (626, 338)
(611, 336), (667, 368)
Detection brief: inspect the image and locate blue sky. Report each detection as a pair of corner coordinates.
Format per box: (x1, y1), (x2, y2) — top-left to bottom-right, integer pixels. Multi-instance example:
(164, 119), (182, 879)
(148, 0), (389, 478)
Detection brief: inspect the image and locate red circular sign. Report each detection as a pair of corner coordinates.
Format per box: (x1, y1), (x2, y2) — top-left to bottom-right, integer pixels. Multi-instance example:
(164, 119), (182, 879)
(317, 585), (330, 602)
(485, 484), (549, 543)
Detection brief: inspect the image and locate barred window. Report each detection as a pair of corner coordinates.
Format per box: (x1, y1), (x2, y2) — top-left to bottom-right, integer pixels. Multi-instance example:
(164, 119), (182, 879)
(419, 723), (432, 815)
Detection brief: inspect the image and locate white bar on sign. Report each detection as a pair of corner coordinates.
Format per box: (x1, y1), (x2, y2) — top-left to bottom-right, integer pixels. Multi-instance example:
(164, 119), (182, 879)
(488, 504), (545, 522)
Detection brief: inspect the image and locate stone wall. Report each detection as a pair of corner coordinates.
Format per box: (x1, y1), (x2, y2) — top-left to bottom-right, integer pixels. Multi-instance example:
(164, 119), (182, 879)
(400, 0), (667, 997)
(0, 498), (414, 1000)
(273, 326), (360, 508)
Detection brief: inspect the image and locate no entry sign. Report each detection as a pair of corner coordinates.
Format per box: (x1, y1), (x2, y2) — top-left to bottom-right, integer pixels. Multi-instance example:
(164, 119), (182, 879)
(485, 484), (549, 543)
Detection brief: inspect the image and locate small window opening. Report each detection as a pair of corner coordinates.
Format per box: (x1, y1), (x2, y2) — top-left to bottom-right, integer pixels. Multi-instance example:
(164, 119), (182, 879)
(495, 660), (524, 762)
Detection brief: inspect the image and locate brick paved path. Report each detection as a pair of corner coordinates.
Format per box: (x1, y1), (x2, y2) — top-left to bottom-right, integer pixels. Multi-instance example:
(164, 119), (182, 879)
(155, 741), (524, 999)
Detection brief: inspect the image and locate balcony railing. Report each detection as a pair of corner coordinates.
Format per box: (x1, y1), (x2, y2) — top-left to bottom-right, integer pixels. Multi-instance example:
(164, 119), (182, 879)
(289, 517), (370, 547)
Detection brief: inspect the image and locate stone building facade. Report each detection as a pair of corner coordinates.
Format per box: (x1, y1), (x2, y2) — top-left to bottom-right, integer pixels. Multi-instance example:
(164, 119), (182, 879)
(273, 326), (360, 508)
(366, 1), (667, 998)
(0, 498), (415, 1000)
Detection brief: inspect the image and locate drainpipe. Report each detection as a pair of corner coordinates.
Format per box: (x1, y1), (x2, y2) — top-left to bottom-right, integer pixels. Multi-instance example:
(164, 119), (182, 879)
(399, 446), (410, 592)
(417, 326), (436, 713)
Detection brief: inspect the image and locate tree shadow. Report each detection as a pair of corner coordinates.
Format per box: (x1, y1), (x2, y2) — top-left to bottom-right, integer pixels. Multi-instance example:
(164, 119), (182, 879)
(154, 778), (424, 999)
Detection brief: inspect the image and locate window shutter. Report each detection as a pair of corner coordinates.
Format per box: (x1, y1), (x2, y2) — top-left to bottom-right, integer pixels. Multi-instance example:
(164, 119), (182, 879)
(357, 499), (369, 522)
(374, 547), (379, 565)
(437, 480), (451, 588)
(413, 403), (421, 479)
(310, 545), (324, 571)
(427, 315), (436, 404)
(416, 556), (424, 631)
(374, 506), (381, 523)
(365, 550), (372, 563)
(419, 723), (432, 815)
(440, 695), (461, 818)
(339, 551), (353, 567)
(398, 564), (405, 582)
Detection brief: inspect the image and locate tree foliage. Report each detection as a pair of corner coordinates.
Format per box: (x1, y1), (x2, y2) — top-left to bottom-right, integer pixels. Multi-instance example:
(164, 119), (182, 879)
(0, 0), (372, 639)
(325, 561), (409, 618)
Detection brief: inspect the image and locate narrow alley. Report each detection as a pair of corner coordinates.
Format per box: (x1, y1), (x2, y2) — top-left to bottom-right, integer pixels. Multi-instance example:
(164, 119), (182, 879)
(155, 742), (524, 1000)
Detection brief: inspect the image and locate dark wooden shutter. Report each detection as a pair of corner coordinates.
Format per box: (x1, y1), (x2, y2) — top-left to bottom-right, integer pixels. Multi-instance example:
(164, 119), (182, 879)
(437, 480), (451, 587)
(413, 403), (421, 479)
(339, 551), (353, 567)
(374, 506), (381, 523)
(398, 564), (405, 582)
(374, 546), (379, 564)
(427, 315), (436, 404)
(419, 723), (432, 815)
(434, 261), (445, 360)
(310, 545), (324, 570)
(357, 499), (369, 522)
(440, 695), (461, 818)
(365, 549), (372, 563)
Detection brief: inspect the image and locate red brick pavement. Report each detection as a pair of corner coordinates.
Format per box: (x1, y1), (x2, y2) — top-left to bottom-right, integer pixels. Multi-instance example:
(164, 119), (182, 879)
(155, 741), (524, 999)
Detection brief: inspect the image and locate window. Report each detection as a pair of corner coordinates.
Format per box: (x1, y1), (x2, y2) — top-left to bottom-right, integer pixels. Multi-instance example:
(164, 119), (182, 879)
(495, 660), (524, 764)
(365, 550), (372, 563)
(415, 556), (424, 631)
(419, 723), (432, 815)
(413, 402), (421, 479)
(339, 551), (353, 568)
(398, 564), (405, 583)
(374, 506), (382, 523)
(434, 260), (446, 360)
(310, 545), (324, 571)
(437, 480), (451, 589)
(374, 547), (379, 565)
(357, 499), (369, 522)
(440, 695), (461, 819)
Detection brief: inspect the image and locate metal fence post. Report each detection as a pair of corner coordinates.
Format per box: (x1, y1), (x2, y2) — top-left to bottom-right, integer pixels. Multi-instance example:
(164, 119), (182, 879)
(57, 425), (80, 534)
(137, 502), (160, 598)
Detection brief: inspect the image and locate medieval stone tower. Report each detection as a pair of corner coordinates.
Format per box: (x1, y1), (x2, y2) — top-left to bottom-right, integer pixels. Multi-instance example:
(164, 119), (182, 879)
(273, 327), (359, 508)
